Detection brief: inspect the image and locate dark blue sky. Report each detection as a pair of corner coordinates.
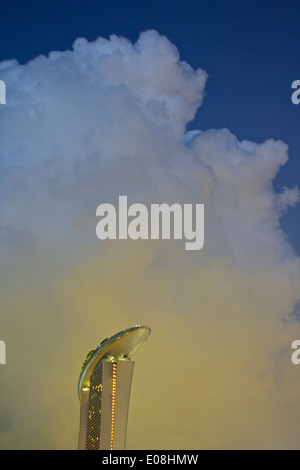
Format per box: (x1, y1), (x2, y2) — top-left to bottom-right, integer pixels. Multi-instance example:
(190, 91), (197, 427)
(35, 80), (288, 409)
(1, 0), (299, 252)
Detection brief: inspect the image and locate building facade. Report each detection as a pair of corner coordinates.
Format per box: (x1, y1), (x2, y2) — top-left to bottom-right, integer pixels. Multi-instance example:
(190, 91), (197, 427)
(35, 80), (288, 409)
(77, 325), (150, 450)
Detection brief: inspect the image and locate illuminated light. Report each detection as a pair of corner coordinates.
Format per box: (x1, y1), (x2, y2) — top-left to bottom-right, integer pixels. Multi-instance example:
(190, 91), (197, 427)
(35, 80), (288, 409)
(83, 385), (90, 391)
(110, 362), (117, 450)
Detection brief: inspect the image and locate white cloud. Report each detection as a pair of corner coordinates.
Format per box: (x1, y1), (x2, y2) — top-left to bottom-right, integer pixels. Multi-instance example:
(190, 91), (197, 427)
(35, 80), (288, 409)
(0, 30), (300, 450)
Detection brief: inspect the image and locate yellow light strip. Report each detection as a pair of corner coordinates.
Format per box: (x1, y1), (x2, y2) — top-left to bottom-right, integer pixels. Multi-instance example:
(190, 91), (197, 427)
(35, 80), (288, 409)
(110, 363), (117, 450)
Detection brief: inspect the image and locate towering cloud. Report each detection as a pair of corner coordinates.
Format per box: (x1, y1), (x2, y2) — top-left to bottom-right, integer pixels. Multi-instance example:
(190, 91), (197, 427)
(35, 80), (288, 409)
(0, 30), (300, 449)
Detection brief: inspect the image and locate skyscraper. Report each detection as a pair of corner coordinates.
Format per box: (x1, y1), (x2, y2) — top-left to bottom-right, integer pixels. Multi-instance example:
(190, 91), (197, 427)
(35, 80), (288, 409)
(77, 325), (151, 450)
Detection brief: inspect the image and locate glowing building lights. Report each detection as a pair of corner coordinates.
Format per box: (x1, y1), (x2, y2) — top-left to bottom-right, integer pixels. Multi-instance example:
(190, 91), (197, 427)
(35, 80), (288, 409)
(77, 325), (151, 450)
(110, 363), (117, 450)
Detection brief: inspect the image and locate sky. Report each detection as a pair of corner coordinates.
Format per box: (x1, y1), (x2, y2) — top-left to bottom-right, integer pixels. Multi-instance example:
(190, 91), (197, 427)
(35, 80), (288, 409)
(0, 0), (300, 450)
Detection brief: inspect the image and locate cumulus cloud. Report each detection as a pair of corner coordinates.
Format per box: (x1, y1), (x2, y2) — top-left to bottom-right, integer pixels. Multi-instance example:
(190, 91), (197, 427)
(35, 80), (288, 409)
(0, 30), (300, 449)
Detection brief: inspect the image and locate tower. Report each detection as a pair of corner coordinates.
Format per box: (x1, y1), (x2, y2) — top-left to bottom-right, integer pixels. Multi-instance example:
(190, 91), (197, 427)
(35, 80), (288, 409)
(77, 325), (151, 450)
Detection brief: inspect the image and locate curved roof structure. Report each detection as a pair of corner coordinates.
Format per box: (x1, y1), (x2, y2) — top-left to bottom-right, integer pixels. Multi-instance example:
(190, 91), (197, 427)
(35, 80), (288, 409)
(78, 325), (151, 398)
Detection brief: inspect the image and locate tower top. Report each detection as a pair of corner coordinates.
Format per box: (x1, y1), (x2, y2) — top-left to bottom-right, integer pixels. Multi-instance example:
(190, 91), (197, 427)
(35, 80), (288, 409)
(78, 325), (151, 398)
